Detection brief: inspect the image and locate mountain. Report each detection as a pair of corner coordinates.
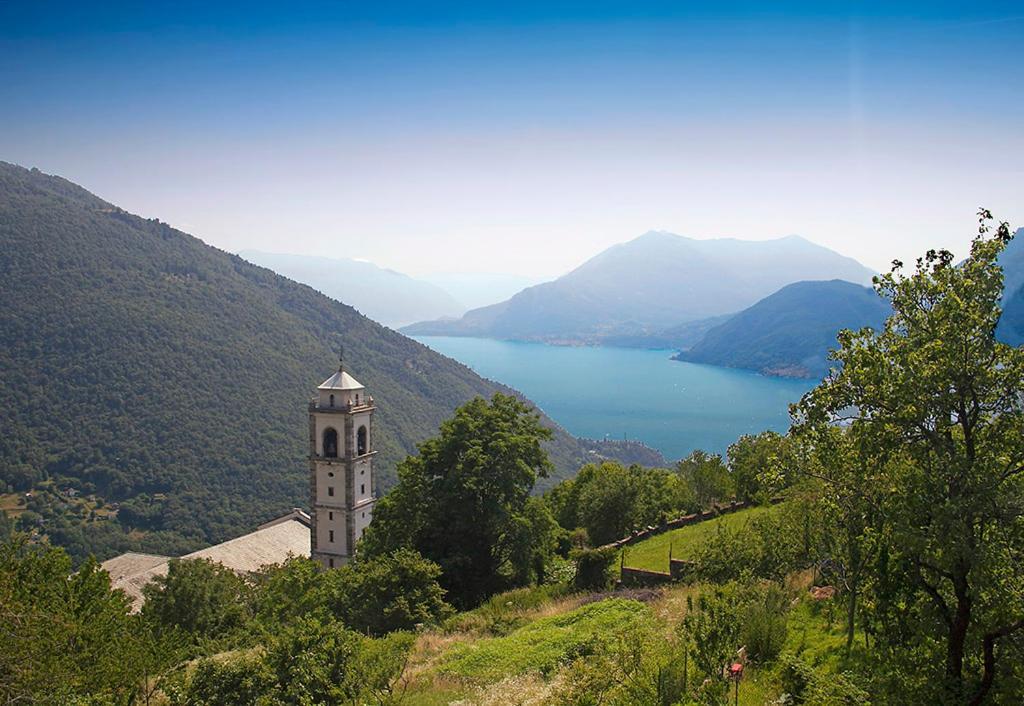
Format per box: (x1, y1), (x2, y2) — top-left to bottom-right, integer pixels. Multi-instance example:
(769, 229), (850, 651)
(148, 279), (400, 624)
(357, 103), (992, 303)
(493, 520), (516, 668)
(995, 229), (1024, 346)
(238, 251), (464, 328)
(0, 162), (589, 561)
(676, 280), (892, 378)
(402, 231), (875, 344)
(419, 272), (545, 311)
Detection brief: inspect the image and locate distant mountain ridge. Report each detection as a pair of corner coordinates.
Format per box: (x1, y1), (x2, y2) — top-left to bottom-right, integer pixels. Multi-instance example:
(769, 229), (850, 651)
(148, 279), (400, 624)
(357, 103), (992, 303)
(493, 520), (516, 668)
(402, 230), (875, 344)
(239, 250), (464, 328)
(675, 280), (891, 378)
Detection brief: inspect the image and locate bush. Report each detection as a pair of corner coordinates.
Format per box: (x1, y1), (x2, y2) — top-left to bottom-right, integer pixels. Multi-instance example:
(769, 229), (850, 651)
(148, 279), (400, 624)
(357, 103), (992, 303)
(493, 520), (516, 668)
(180, 653), (273, 706)
(324, 548), (453, 635)
(573, 546), (618, 592)
(740, 583), (789, 663)
(142, 558), (253, 643)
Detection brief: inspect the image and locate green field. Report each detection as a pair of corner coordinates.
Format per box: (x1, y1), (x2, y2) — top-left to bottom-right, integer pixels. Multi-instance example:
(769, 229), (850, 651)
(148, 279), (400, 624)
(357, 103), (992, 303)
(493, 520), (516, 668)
(620, 504), (777, 573)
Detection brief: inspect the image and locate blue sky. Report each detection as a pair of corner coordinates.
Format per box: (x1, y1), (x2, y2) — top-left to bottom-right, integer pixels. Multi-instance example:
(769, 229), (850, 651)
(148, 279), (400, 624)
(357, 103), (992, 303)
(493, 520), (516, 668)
(1, 2), (1021, 277)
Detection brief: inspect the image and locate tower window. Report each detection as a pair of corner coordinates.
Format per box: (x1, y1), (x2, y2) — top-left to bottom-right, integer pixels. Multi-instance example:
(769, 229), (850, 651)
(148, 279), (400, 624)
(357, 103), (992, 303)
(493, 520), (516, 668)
(355, 394), (360, 405)
(328, 511), (333, 520)
(360, 484), (365, 495)
(357, 425), (368, 455)
(329, 394), (335, 408)
(329, 558), (334, 568)
(323, 428), (338, 458)
(329, 530), (334, 542)
(328, 486), (334, 497)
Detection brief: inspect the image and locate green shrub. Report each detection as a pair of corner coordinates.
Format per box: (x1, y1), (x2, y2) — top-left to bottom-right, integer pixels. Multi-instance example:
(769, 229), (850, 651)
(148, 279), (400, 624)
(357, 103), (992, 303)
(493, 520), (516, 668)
(740, 583), (789, 663)
(573, 546), (618, 592)
(179, 654), (273, 706)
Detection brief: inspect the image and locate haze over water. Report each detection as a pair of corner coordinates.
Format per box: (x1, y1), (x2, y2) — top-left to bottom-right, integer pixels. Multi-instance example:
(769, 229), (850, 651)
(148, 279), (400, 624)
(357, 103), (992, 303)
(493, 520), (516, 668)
(414, 336), (815, 461)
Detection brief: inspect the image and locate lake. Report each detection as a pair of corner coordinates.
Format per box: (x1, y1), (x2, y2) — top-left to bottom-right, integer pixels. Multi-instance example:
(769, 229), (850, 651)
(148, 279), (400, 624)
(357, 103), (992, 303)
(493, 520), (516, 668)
(413, 336), (816, 461)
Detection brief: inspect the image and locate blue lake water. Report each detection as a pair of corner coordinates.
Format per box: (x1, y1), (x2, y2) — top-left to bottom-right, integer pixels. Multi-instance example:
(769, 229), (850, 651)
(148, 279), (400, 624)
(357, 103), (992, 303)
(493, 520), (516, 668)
(413, 336), (816, 461)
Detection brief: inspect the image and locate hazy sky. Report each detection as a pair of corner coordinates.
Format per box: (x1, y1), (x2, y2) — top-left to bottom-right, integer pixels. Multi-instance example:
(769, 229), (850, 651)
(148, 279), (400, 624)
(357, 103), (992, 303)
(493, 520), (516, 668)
(2, 2), (1022, 278)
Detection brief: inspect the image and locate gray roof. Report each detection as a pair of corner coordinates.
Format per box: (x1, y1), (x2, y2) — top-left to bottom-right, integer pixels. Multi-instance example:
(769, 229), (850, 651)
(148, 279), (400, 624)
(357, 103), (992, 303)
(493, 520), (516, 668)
(318, 369), (364, 391)
(101, 511), (311, 612)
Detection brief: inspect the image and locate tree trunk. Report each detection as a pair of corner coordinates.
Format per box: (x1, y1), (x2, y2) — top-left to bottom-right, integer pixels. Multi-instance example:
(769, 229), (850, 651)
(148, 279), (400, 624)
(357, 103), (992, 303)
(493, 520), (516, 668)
(845, 580), (858, 652)
(945, 577), (971, 698)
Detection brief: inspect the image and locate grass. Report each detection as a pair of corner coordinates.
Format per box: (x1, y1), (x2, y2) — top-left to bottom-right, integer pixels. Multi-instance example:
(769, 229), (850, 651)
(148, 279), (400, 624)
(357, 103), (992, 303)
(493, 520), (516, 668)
(439, 597), (651, 682)
(620, 504), (778, 573)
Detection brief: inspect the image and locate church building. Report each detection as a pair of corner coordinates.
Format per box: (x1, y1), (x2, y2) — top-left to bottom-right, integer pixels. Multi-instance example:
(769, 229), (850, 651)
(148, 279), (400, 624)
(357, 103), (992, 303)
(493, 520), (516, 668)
(102, 356), (378, 609)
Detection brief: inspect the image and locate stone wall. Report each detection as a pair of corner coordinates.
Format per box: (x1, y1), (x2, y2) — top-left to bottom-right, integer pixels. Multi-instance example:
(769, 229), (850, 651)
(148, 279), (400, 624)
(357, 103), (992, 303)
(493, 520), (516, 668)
(607, 497), (784, 587)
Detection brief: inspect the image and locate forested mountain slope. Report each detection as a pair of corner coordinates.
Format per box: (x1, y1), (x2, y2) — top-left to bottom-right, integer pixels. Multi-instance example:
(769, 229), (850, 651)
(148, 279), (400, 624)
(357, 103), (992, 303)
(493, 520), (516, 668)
(676, 280), (891, 378)
(0, 162), (587, 559)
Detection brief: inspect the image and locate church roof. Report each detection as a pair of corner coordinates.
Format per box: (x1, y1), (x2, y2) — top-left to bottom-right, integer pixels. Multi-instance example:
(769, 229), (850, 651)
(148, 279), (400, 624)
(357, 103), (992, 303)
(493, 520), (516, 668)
(101, 511), (312, 612)
(318, 369), (364, 391)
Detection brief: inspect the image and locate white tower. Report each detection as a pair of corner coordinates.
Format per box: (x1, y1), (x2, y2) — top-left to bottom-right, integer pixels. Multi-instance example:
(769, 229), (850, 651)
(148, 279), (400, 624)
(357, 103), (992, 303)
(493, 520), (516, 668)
(309, 353), (376, 568)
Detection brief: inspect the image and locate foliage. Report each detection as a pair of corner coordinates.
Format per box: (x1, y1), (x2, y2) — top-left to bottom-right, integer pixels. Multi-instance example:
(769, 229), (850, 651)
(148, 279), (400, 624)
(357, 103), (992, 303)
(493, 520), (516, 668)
(740, 582), (790, 663)
(547, 460), (698, 547)
(179, 653), (275, 706)
(322, 548), (454, 636)
(692, 502), (813, 584)
(361, 393), (554, 607)
(143, 558), (254, 644)
(793, 211), (1024, 703)
(0, 534), (176, 704)
(727, 430), (798, 502)
(0, 162), (588, 563)
(572, 546), (619, 592)
(677, 450), (734, 508)
(175, 619), (413, 706)
(679, 586), (742, 702)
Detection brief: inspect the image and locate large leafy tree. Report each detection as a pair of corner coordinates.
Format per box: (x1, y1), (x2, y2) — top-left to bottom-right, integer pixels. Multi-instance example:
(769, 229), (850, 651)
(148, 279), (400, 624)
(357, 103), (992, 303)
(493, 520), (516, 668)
(0, 536), (174, 704)
(794, 211), (1024, 702)
(361, 393), (553, 607)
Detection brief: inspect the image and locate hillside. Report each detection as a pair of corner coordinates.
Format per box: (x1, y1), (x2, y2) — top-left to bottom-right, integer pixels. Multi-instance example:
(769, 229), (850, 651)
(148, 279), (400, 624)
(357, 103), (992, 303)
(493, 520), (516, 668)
(402, 231), (874, 344)
(994, 228), (1024, 346)
(238, 250), (464, 328)
(0, 162), (588, 560)
(676, 280), (891, 378)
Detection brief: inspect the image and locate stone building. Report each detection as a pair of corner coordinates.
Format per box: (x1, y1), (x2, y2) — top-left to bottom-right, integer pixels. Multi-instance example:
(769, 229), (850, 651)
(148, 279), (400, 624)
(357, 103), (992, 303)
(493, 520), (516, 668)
(308, 357), (377, 568)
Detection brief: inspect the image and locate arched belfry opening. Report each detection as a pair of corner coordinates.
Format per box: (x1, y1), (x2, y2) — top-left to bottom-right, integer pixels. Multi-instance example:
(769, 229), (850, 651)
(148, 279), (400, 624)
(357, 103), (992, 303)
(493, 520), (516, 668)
(323, 428), (339, 458)
(357, 425), (368, 456)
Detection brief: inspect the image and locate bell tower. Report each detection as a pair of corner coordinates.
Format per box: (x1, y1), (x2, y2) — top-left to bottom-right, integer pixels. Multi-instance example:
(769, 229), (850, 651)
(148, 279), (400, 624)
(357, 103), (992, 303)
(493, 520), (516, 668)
(309, 351), (377, 568)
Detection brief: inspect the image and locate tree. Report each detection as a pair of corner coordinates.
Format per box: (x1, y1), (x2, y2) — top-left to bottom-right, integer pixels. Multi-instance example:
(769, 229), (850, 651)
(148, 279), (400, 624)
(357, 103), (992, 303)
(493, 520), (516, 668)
(0, 535), (162, 704)
(361, 393), (553, 607)
(143, 557), (253, 643)
(727, 431), (794, 502)
(576, 462), (639, 546)
(678, 450), (733, 508)
(793, 211), (1024, 702)
(324, 548), (453, 636)
(262, 616), (412, 706)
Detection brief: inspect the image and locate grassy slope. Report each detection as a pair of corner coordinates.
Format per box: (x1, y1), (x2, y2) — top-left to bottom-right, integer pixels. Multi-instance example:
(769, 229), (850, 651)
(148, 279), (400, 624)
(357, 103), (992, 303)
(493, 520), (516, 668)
(394, 576), (848, 706)
(620, 504), (776, 572)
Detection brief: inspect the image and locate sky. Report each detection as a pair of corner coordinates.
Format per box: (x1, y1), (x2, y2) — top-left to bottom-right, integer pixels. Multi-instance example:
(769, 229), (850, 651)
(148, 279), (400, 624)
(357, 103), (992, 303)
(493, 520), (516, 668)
(1, 2), (1022, 279)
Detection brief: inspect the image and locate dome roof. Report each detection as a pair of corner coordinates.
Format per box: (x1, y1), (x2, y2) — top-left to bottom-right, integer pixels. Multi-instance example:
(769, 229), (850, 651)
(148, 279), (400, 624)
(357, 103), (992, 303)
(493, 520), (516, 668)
(318, 369), (364, 391)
